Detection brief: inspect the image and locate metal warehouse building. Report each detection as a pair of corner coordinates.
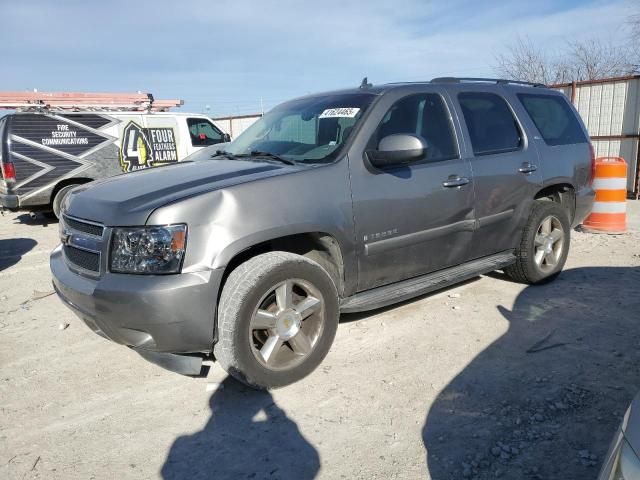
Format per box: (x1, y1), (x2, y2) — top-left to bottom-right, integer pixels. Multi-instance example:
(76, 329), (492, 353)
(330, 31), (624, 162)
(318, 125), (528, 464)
(554, 75), (640, 197)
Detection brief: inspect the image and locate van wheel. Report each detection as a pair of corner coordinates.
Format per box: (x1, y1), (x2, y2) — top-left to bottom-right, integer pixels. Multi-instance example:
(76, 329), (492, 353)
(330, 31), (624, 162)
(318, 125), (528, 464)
(52, 185), (77, 219)
(214, 252), (339, 389)
(504, 201), (570, 284)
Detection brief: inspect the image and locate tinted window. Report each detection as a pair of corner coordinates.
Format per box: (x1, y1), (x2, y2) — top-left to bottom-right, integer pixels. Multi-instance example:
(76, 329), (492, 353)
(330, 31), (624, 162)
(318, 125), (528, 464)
(187, 118), (224, 146)
(376, 93), (458, 162)
(458, 92), (522, 156)
(518, 93), (587, 146)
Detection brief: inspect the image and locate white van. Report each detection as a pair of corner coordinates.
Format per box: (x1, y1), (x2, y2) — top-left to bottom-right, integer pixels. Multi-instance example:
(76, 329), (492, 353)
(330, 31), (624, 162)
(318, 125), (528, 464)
(0, 111), (229, 216)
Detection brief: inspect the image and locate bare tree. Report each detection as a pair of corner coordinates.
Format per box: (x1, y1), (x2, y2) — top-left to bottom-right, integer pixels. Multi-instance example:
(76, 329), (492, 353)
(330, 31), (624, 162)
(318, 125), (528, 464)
(628, 8), (640, 68)
(566, 39), (636, 80)
(494, 37), (570, 85)
(494, 36), (637, 85)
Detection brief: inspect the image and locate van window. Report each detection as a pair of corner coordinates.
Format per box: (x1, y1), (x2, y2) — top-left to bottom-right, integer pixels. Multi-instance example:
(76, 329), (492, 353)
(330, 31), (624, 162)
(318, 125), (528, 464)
(458, 92), (522, 156)
(517, 93), (587, 146)
(375, 93), (458, 162)
(187, 118), (224, 146)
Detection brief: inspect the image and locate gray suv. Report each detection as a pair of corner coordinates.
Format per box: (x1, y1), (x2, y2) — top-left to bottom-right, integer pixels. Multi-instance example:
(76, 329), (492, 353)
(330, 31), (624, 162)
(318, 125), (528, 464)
(50, 78), (594, 389)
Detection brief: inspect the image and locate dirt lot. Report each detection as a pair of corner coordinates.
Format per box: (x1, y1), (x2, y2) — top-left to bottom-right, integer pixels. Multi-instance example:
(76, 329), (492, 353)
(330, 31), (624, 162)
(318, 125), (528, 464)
(1, 203), (639, 480)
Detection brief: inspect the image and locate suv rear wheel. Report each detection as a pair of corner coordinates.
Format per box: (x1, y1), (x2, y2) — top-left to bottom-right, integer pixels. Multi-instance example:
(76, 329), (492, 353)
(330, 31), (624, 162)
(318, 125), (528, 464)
(214, 252), (339, 389)
(504, 200), (570, 284)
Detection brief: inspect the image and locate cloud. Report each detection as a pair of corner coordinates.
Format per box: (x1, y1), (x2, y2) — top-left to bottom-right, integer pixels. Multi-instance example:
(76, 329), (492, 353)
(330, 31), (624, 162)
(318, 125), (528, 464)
(0, 0), (633, 115)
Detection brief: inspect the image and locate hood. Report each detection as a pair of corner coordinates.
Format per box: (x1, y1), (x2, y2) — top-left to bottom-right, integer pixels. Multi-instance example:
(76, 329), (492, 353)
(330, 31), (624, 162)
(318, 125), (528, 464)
(64, 159), (294, 226)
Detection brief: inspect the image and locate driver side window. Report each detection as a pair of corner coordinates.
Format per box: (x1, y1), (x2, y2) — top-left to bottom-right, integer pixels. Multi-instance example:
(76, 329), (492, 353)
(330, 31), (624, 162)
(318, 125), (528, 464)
(375, 93), (459, 162)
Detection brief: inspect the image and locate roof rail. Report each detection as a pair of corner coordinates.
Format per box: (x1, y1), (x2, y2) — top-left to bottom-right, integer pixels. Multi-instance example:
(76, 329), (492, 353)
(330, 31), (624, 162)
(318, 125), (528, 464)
(0, 91), (184, 112)
(430, 77), (546, 88)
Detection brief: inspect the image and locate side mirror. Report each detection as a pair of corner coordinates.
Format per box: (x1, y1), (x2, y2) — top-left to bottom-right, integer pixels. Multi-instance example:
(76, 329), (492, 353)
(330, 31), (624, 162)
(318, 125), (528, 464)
(222, 133), (231, 143)
(366, 134), (427, 169)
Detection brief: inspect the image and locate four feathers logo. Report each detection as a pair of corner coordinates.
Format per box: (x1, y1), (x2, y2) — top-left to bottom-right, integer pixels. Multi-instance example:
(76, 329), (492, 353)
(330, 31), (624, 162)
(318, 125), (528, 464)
(119, 121), (178, 173)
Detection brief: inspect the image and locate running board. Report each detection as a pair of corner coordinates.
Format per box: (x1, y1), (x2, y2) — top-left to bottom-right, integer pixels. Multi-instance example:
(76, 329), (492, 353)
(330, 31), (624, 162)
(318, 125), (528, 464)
(340, 251), (516, 313)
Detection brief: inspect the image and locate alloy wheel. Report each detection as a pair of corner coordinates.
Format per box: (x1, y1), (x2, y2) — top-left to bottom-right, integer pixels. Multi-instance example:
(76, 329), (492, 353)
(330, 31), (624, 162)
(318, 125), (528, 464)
(533, 215), (565, 273)
(249, 278), (325, 371)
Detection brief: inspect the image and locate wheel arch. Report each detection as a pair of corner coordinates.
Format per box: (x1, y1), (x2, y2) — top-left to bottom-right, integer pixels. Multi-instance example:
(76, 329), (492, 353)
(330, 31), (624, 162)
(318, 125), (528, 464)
(534, 183), (576, 223)
(49, 177), (94, 205)
(218, 230), (347, 298)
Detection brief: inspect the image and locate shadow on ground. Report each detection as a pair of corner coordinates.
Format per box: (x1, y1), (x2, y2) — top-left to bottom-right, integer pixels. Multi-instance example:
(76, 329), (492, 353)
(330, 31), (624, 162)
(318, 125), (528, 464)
(9, 212), (56, 227)
(161, 376), (319, 480)
(423, 266), (640, 479)
(0, 238), (37, 271)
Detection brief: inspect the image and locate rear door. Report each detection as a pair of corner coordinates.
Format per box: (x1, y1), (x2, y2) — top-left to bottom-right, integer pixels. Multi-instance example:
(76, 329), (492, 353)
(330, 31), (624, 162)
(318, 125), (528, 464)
(449, 86), (542, 259)
(349, 87), (476, 291)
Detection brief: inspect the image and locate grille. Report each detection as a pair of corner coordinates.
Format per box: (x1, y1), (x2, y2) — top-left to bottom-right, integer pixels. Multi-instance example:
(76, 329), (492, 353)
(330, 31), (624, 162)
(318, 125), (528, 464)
(63, 215), (104, 237)
(64, 245), (100, 272)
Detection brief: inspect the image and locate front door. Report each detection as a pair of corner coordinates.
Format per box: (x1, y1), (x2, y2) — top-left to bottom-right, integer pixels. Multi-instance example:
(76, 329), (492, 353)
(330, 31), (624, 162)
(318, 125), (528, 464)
(349, 89), (476, 291)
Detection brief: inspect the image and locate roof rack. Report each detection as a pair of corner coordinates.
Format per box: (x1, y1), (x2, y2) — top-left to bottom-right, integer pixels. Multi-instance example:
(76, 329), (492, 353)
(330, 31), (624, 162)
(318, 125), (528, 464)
(0, 91), (184, 112)
(430, 77), (546, 88)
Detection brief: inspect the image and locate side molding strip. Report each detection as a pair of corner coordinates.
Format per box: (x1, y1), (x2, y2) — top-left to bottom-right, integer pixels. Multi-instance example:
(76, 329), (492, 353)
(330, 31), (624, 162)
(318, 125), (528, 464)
(364, 219), (475, 256)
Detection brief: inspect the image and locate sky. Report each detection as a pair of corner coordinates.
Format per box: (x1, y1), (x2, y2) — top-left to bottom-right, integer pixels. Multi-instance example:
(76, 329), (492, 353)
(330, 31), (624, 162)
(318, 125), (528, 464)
(1, 0), (636, 117)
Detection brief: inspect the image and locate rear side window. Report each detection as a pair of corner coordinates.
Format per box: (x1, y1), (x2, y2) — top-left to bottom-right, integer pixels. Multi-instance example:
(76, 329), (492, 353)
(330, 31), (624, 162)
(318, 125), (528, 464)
(458, 92), (522, 156)
(518, 93), (587, 146)
(376, 93), (458, 162)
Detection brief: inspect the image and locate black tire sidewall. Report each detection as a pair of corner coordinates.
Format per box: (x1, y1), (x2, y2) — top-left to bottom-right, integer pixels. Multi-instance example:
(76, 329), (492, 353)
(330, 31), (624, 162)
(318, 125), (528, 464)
(221, 256), (339, 389)
(522, 202), (571, 284)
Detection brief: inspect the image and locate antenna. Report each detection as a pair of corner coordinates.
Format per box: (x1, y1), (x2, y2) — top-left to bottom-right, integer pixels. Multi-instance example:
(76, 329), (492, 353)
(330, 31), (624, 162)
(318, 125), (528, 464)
(360, 77), (372, 89)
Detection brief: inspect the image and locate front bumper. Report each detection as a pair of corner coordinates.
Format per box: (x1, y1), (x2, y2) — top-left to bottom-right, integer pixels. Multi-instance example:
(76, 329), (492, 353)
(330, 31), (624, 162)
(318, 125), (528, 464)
(0, 193), (19, 209)
(51, 244), (224, 359)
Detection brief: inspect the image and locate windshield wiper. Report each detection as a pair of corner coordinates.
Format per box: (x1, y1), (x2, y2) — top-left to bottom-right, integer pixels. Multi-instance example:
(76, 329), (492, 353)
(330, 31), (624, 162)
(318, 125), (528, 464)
(246, 151), (296, 165)
(210, 150), (239, 159)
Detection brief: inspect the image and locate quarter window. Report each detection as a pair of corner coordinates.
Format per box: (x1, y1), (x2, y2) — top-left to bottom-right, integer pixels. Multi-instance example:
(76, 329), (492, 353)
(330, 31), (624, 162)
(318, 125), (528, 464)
(375, 93), (458, 162)
(518, 93), (587, 146)
(187, 118), (224, 146)
(458, 92), (522, 156)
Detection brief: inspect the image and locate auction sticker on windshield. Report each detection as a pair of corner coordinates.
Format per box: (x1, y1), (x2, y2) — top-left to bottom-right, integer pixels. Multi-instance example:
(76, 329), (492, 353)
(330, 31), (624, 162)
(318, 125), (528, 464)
(319, 108), (360, 118)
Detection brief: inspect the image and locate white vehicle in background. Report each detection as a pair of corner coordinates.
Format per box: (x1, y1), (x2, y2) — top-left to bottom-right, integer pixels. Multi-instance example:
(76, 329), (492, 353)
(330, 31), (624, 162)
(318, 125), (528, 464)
(0, 91), (230, 217)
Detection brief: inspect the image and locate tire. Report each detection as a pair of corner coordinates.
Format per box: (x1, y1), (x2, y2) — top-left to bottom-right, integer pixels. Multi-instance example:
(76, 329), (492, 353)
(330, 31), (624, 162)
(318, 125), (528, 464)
(214, 251), (339, 389)
(52, 184), (78, 219)
(504, 200), (571, 284)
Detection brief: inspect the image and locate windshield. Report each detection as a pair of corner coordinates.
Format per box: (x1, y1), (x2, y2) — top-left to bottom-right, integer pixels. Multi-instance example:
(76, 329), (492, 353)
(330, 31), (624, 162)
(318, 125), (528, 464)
(224, 93), (376, 164)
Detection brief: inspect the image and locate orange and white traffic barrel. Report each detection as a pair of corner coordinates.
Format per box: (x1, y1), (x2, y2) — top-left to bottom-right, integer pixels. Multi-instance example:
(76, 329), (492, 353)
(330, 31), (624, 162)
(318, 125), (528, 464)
(582, 157), (627, 233)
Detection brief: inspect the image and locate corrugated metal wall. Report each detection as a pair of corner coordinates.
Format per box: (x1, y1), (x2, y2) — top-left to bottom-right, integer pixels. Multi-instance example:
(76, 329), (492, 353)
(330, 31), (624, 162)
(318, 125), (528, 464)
(212, 114), (262, 139)
(555, 77), (640, 194)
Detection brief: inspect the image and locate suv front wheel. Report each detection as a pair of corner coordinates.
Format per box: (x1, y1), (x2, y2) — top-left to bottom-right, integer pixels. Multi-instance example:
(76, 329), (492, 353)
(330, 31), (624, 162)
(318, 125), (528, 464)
(504, 200), (571, 284)
(214, 252), (339, 389)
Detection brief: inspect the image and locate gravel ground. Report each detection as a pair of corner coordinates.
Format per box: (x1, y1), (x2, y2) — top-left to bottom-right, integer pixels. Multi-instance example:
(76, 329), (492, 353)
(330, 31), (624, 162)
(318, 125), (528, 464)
(1, 202), (639, 480)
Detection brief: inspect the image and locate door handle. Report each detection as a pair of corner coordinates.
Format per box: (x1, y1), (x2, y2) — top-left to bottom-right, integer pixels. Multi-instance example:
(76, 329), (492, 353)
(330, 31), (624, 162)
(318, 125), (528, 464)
(442, 176), (470, 188)
(518, 163), (538, 174)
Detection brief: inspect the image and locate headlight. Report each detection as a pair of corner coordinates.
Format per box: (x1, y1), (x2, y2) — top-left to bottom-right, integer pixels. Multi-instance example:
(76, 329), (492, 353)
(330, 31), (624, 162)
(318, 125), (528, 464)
(110, 224), (187, 274)
(606, 438), (640, 480)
